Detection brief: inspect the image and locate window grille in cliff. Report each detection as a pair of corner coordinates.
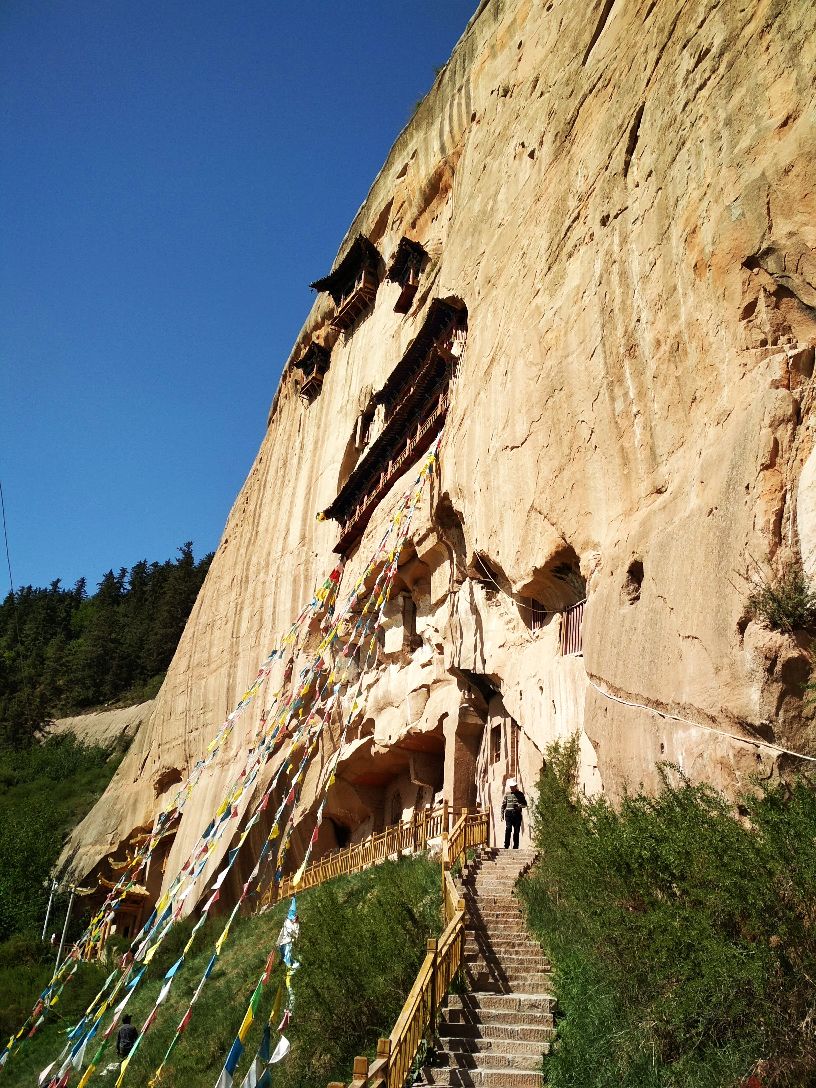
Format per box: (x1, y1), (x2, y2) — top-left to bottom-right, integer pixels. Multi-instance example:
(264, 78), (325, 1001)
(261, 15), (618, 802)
(490, 724), (501, 764)
(528, 598), (547, 631)
(402, 593), (419, 651)
(309, 234), (382, 332)
(510, 721), (520, 776)
(293, 342), (331, 403)
(319, 297), (467, 554)
(560, 598), (585, 656)
(387, 237), (427, 314)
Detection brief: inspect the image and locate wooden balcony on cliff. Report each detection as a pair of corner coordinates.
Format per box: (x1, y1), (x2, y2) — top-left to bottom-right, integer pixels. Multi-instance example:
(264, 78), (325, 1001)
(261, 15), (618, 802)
(320, 297), (467, 555)
(293, 342), (331, 403)
(388, 238), (427, 314)
(333, 392), (451, 554)
(310, 234), (382, 333)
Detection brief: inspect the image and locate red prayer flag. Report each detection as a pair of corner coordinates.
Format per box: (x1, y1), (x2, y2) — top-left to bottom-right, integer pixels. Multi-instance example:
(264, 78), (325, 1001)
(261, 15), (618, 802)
(263, 950), (277, 984)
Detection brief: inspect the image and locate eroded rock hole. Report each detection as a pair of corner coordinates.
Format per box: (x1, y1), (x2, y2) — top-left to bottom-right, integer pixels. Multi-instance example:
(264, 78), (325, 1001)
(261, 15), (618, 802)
(153, 767), (183, 797)
(623, 559), (644, 604)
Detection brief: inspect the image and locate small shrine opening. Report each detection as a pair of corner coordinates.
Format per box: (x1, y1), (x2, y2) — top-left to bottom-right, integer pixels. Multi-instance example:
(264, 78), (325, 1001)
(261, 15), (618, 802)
(310, 234), (382, 332)
(387, 237), (428, 314)
(293, 342), (331, 403)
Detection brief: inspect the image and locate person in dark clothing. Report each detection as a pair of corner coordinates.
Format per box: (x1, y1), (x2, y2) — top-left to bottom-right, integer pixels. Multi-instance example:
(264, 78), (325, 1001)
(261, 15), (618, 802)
(116, 1015), (138, 1060)
(501, 778), (527, 848)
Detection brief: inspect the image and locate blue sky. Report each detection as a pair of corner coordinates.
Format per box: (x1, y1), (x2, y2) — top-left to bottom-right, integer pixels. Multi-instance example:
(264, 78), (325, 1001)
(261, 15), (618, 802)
(0, 1), (475, 591)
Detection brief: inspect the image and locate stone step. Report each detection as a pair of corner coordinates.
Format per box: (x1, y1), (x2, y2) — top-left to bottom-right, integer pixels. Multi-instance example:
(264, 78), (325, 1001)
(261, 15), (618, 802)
(443, 1037), (548, 1058)
(463, 932), (543, 947)
(421, 1066), (544, 1087)
(463, 957), (552, 974)
(463, 942), (548, 958)
(467, 896), (523, 907)
(439, 1021), (554, 1044)
(463, 954), (550, 972)
(444, 1008), (554, 1029)
(466, 912), (525, 925)
(465, 971), (553, 991)
(464, 935), (543, 952)
(466, 906), (524, 918)
(464, 949), (547, 965)
(446, 994), (555, 1014)
(433, 1048), (548, 1071)
(464, 940), (539, 953)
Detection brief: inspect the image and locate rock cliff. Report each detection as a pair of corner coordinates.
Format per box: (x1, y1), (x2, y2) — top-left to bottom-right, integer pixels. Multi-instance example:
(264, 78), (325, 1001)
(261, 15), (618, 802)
(63, 0), (816, 912)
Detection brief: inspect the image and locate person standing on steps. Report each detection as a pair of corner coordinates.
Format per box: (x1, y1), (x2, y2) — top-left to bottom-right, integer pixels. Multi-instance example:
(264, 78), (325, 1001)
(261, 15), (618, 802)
(501, 777), (527, 849)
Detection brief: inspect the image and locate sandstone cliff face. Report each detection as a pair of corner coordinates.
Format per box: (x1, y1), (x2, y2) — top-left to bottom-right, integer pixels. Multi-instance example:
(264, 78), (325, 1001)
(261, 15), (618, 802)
(64, 0), (816, 906)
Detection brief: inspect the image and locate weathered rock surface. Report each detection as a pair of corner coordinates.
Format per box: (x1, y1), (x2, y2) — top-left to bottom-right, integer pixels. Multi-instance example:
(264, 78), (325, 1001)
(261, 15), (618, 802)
(47, 701), (155, 751)
(63, 0), (816, 906)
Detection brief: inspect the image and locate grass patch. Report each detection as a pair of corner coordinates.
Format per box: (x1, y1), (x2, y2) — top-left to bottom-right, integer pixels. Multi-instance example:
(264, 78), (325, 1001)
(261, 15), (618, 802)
(2, 855), (442, 1088)
(518, 736), (816, 1088)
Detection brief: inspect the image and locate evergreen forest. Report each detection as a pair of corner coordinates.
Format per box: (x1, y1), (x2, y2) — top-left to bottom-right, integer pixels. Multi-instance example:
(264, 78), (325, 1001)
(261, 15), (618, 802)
(0, 542), (212, 747)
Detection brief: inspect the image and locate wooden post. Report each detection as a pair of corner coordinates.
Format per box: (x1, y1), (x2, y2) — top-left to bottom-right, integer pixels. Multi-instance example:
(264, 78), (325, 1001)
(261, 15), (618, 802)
(373, 1038), (391, 1086)
(441, 832), (450, 918)
(427, 938), (438, 1041)
(352, 1055), (369, 1085)
(376, 1038), (391, 1061)
(442, 799), (449, 833)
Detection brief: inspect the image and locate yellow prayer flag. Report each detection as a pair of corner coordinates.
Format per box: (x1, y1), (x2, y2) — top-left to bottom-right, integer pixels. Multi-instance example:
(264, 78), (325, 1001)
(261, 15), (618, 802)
(215, 923), (231, 956)
(292, 860), (307, 887)
(269, 983), (283, 1027)
(77, 1064), (97, 1088)
(115, 1056), (130, 1088)
(237, 1006), (254, 1044)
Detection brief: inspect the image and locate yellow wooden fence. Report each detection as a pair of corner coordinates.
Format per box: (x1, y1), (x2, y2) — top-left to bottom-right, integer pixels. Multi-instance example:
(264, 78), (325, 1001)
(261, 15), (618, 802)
(328, 808), (490, 1088)
(258, 802), (471, 911)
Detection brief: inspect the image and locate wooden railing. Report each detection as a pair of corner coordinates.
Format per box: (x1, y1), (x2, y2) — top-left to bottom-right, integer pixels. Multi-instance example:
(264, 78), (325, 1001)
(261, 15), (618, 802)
(560, 598), (585, 656)
(334, 392), (449, 554)
(328, 809), (489, 1088)
(259, 802), (470, 910)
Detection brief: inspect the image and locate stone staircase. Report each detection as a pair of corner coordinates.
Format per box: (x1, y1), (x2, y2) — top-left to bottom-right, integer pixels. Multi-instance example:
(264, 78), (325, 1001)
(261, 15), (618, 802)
(422, 848), (554, 1087)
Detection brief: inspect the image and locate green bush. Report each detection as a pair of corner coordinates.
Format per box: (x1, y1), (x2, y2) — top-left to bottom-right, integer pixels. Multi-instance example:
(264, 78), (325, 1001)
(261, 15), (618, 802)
(747, 558), (816, 633)
(519, 736), (816, 1088)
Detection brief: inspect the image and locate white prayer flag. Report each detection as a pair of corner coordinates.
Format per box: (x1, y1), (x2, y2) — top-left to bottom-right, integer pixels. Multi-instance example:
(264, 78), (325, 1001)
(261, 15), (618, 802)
(38, 1061), (56, 1085)
(269, 1035), (290, 1064)
(238, 1057), (263, 1088)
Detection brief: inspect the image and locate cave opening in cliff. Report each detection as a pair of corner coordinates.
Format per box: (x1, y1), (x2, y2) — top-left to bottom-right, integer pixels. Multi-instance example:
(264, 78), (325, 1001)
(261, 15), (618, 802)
(327, 818), (351, 848)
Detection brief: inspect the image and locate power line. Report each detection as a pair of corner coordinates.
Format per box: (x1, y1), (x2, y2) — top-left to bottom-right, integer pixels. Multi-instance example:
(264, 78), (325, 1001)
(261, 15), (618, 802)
(0, 478), (23, 653)
(0, 478), (15, 599)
